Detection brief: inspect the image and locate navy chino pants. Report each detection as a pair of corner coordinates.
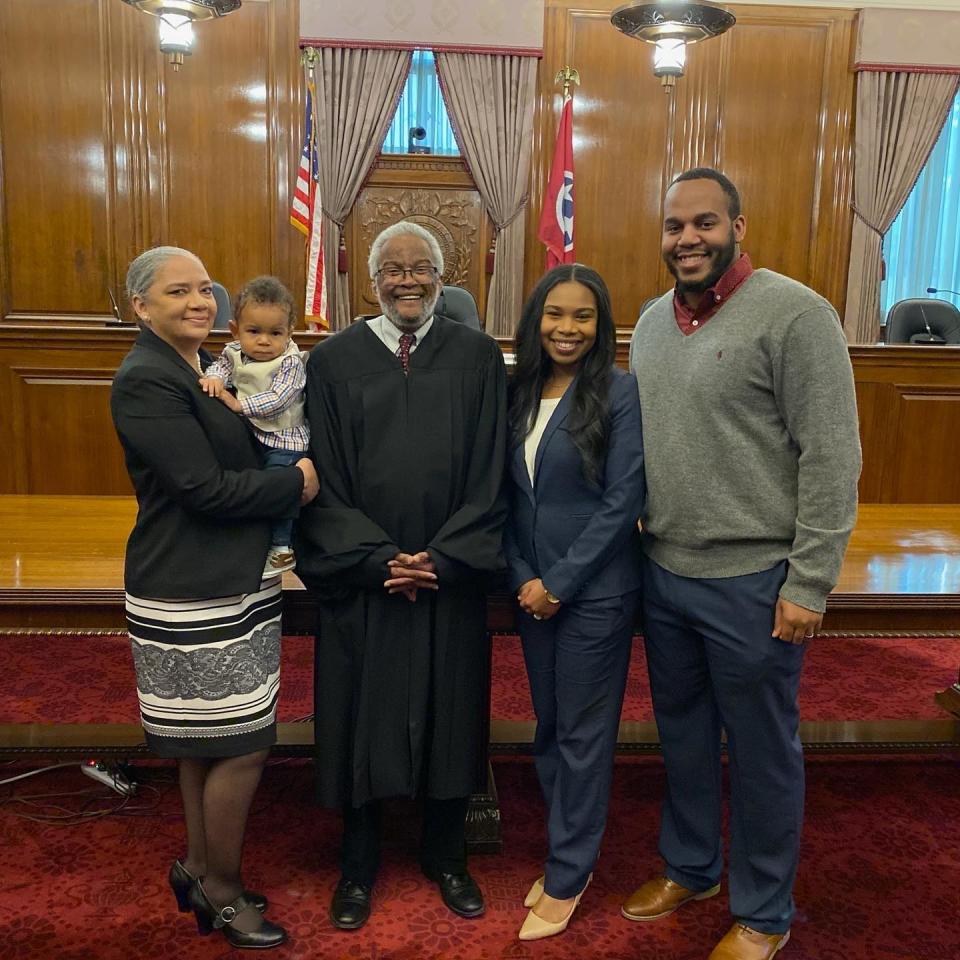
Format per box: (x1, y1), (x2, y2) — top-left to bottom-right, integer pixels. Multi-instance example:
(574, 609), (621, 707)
(642, 556), (805, 934)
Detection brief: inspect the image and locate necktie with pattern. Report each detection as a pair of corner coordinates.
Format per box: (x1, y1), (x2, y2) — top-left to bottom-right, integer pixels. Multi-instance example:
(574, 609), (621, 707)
(397, 332), (416, 374)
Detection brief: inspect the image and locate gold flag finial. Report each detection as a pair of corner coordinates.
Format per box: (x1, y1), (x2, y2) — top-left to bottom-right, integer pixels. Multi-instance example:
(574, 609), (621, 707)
(554, 67), (580, 99)
(301, 46), (320, 75)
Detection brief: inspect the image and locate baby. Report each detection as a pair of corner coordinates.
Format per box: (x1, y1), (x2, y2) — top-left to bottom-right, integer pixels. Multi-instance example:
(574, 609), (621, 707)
(200, 276), (310, 578)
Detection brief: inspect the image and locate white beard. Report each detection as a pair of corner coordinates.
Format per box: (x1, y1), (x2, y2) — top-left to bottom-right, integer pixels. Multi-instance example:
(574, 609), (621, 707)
(378, 286), (440, 332)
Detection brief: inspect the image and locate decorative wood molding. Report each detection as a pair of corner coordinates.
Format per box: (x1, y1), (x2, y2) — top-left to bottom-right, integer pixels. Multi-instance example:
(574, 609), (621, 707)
(373, 155), (473, 179)
(1, 717), (956, 761)
(346, 157), (493, 320)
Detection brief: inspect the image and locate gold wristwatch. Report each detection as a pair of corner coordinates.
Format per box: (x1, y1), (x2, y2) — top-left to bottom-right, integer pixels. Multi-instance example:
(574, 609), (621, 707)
(544, 589), (561, 605)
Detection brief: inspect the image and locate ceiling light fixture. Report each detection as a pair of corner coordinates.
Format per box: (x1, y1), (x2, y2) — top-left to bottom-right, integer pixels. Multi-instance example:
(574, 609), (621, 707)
(122, 0), (241, 71)
(611, 1), (735, 92)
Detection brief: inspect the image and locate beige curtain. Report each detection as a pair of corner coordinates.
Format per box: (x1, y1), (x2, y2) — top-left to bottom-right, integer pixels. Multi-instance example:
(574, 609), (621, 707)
(435, 52), (537, 337)
(844, 71), (960, 343)
(313, 47), (411, 329)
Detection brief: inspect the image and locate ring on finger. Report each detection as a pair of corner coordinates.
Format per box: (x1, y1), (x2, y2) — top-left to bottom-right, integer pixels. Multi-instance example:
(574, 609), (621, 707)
(533, 614), (543, 621)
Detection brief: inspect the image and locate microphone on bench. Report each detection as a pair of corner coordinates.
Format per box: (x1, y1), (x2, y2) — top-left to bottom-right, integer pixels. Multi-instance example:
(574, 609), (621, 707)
(105, 287), (133, 326)
(910, 301), (946, 344)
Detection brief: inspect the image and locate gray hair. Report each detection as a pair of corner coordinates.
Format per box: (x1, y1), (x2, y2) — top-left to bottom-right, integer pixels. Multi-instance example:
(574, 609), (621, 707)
(125, 246), (203, 302)
(367, 221), (444, 279)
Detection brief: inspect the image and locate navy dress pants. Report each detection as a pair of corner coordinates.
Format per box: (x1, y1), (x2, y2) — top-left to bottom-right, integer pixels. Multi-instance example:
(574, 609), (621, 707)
(520, 590), (639, 899)
(642, 556), (805, 934)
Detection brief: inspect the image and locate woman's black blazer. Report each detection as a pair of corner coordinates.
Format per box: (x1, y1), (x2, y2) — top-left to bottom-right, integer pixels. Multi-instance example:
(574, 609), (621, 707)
(110, 326), (303, 599)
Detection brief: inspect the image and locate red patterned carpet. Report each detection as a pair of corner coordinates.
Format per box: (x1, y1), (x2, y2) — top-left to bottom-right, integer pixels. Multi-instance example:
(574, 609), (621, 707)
(2, 633), (959, 725)
(1, 756), (959, 960)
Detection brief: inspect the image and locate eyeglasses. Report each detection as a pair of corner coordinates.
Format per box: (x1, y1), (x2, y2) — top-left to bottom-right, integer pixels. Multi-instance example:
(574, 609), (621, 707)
(376, 263), (437, 283)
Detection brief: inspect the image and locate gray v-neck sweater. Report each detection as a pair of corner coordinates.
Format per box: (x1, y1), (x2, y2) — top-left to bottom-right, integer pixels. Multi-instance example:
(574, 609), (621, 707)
(629, 269), (861, 613)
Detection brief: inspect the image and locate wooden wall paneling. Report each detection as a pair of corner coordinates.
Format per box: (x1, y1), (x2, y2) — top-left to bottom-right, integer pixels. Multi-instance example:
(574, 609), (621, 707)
(345, 157), (492, 322)
(527, 2), (858, 333)
(853, 379), (894, 503)
(11, 368), (132, 495)
(716, 14), (825, 286)
(104, 0), (151, 304)
(668, 30), (724, 177)
(0, 0), (115, 322)
(806, 9), (855, 316)
(0, 327), (142, 495)
(0, 0), (302, 326)
(159, 1), (272, 296)
(715, 7), (855, 313)
(850, 345), (960, 504)
(891, 387), (960, 503)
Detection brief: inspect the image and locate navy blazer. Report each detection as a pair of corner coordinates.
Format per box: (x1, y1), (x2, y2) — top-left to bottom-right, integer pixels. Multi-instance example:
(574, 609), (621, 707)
(504, 367), (645, 603)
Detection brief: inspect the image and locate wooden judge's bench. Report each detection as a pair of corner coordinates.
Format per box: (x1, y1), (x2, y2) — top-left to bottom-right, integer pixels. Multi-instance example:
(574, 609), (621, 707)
(4, 325), (960, 502)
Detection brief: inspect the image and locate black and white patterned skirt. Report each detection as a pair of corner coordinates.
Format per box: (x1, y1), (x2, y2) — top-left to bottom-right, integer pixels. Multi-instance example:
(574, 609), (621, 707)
(125, 580), (283, 758)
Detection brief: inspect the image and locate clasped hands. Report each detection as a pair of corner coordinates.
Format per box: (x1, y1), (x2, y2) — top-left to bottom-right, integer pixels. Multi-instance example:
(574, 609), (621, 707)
(517, 578), (560, 621)
(384, 551), (438, 602)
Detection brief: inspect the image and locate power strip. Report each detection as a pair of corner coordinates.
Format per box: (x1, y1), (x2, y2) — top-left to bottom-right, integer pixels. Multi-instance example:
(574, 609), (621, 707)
(79, 759), (137, 797)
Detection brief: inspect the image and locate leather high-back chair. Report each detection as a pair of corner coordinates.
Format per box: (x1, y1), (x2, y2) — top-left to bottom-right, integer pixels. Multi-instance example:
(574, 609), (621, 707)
(886, 298), (960, 345)
(435, 285), (481, 330)
(638, 296), (662, 320)
(211, 281), (233, 330)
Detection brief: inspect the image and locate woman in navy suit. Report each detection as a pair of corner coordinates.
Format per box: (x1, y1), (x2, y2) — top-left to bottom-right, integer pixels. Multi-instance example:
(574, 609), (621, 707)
(505, 264), (645, 940)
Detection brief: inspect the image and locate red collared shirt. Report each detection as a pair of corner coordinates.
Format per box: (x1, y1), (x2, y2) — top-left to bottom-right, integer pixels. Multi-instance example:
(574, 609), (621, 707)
(673, 253), (754, 335)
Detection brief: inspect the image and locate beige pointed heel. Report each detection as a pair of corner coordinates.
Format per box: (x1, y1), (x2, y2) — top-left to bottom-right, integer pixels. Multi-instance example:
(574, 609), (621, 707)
(518, 875), (591, 941)
(524, 876), (544, 908)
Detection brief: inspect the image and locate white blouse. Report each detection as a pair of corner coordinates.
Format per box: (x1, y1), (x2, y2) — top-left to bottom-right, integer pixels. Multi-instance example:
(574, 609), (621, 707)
(524, 397), (561, 485)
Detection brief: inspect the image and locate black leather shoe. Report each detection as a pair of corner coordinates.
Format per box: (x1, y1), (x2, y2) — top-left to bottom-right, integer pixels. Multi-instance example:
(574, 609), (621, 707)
(169, 860), (267, 914)
(330, 878), (372, 930)
(188, 879), (287, 949)
(425, 871), (485, 918)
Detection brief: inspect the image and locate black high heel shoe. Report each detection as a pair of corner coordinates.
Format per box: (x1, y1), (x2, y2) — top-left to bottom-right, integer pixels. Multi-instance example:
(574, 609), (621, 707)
(188, 878), (288, 949)
(168, 860), (267, 914)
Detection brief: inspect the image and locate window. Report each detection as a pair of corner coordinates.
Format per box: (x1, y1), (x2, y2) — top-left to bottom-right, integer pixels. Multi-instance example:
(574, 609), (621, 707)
(382, 50), (460, 157)
(881, 91), (960, 319)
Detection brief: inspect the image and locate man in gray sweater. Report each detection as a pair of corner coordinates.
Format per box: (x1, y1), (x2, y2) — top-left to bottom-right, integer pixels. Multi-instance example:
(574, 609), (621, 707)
(623, 168), (861, 960)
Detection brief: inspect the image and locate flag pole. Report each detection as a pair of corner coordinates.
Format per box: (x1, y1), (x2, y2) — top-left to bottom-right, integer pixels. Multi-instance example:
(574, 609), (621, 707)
(294, 45), (329, 332)
(537, 66), (580, 271)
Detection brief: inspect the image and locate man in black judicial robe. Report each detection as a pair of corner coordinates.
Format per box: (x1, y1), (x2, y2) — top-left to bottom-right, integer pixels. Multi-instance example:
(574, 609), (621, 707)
(295, 221), (507, 930)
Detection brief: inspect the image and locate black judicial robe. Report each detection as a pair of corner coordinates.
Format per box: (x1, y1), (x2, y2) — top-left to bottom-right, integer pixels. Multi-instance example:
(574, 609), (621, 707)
(295, 317), (507, 808)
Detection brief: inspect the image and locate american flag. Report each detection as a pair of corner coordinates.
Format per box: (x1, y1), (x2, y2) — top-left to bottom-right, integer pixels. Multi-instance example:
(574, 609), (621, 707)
(290, 80), (328, 330)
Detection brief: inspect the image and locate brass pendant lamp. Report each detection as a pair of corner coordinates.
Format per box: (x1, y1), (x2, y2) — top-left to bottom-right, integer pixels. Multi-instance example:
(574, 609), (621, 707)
(611, 1), (735, 92)
(121, 0), (241, 71)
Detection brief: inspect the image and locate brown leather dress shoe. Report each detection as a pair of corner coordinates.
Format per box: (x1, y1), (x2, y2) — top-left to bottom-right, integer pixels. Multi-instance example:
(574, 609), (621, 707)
(708, 923), (790, 959)
(621, 875), (720, 921)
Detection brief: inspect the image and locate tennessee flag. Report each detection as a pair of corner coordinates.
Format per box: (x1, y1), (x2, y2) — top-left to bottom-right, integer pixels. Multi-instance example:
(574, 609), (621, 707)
(537, 94), (574, 270)
(290, 80), (328, 330)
